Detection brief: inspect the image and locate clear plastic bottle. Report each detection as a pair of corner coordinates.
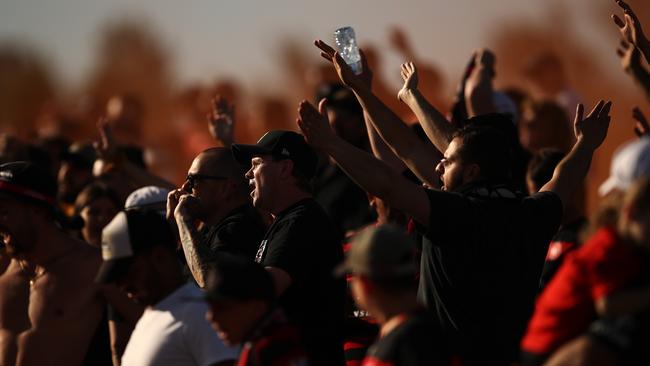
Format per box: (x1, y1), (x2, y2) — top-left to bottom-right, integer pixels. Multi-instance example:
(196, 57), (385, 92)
(334, 26), (363, 75)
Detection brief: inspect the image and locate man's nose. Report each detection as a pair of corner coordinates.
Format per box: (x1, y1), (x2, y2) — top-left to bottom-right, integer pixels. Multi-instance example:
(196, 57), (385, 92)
(181, 180), (192, 193)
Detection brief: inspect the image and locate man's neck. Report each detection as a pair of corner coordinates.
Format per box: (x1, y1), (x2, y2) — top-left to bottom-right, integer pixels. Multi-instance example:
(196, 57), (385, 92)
(150, 271), (187, 308)
(370, 293), (420, 336)
(202, 197), (247, 227)
(22, 224), (76, 266)
(270, 191), (312, 217)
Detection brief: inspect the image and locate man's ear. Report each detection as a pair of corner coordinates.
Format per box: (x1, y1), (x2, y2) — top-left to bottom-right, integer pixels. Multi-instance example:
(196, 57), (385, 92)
(278, 159), (295, 181)
(464, 163), (481, 183)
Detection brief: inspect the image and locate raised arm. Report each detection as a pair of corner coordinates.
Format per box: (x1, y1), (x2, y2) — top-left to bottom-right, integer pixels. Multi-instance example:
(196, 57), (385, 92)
(617, 39), (650, 100)
(354, 51), (409, 172)
(540, 100), (612, 208)
(297, 99), (431, 226)
(314, 40), (439, 187)
(94, 118), (174, 189)
(612, 0), (650, 63)
(207, 95), (236, 148)
(173, 192), (215, 288)
(397, 62), (456, 152)
(463, 49), (497, 117)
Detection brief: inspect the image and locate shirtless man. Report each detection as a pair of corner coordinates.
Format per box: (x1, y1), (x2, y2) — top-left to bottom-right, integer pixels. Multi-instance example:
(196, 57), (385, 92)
(0, 162), (105, 366)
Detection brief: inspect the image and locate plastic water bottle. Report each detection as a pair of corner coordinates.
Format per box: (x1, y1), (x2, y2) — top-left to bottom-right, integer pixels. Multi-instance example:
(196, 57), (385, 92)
(334, 26), (363, 75)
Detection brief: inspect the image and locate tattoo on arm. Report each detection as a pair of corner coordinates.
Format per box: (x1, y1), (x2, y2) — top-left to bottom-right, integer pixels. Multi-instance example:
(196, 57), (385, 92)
(177, 218), (215, 288)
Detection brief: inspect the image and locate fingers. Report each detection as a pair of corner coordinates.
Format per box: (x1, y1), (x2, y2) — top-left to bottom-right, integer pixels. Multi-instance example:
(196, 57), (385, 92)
(599, 101), (613, 120)
(359, 49), (370, 70)
(298, 100), (321, 121)
(319, 52), (332, 62)
(318, 98), (328, 116)
(97, 117), (109, 148)
(612, 14), (626, 29)
(314, 39), (336, 59)
(586, 100), (605, 119)
(616, 0), (631, 13)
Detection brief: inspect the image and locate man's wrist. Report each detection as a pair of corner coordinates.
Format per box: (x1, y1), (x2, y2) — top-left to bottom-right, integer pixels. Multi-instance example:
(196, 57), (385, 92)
(401, 88), (420, 105)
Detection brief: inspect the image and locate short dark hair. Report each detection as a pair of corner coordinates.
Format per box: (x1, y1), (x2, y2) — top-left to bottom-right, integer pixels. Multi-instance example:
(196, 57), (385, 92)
(527, 148), (565, 192)
(75, 181), (122, 214)
(452, 125), (512, 183)
(271, 156), (313, 194)
(205, 254), (276, 304)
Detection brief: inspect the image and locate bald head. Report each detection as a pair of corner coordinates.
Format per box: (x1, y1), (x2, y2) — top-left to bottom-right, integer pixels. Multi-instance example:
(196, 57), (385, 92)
(194, 147), (247, 190)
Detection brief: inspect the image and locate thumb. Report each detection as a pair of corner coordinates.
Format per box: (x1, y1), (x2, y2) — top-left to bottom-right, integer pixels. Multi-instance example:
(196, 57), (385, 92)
(574, 103), (584, 126)
(318, 98), (328, 116)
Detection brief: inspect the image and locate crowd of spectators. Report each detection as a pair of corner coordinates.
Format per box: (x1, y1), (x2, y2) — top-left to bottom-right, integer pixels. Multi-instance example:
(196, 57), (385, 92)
(1, 1), (650, 365)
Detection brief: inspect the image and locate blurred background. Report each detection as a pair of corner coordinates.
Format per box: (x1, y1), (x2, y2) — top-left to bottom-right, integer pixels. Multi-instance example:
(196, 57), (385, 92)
(0, 0), (648, 212)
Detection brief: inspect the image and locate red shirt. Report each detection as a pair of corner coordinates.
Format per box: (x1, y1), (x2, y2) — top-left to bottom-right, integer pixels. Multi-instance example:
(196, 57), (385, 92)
(521, 227), (641, 355)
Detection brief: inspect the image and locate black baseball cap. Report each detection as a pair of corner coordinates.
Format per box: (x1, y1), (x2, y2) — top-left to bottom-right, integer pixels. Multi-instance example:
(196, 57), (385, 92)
(0, 161), (57, 207)
(232, 130), (318, 179)
(95, 209), (175, 284)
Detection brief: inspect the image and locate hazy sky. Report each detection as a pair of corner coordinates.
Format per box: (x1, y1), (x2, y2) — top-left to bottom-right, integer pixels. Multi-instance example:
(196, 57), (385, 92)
(0, 0), (609, 92)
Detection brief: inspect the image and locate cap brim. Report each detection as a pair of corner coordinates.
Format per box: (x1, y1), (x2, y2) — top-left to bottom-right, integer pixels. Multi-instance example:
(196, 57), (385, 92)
(598, 176), (621, 197)
(95, 257), (134, 284)
(231, 144), (273, 166)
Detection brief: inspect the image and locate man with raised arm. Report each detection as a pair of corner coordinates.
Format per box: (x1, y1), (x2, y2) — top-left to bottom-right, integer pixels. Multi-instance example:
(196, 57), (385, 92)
(0, 162), (107, 366)
(168, 147), (266, 288)
(301, 40), (612, 364)
(612, 0), (650, 103)
(232, 131), (345, 366)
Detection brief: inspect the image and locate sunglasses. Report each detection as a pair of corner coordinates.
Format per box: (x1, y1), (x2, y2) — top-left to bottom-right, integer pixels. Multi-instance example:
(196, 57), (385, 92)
(185, 173), (228, 190)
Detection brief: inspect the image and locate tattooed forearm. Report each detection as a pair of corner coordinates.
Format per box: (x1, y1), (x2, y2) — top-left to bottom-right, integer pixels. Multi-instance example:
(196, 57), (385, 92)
(176, 218), (214, 288)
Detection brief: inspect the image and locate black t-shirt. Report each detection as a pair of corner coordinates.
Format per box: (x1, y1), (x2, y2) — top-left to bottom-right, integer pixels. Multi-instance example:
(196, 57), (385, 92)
(255, 198), (345, 366)
(415, 186), (562, 364)
(200, 203), (267, 261)
(364, 311), (449, 366)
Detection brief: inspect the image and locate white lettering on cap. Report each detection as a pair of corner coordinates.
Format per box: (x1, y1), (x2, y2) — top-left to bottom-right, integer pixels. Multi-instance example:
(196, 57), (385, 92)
(281, 148), (290, 156)
(101, 212), (134, 261)
(0, 171), (13, 180)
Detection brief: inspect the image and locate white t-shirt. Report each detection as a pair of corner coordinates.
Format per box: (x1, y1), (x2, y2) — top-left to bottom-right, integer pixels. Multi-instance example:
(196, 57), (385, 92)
(122, 282), (239, 366)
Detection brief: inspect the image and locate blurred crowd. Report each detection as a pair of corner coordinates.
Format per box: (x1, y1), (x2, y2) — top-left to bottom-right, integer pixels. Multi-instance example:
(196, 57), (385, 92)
(2, 1), (650, 365)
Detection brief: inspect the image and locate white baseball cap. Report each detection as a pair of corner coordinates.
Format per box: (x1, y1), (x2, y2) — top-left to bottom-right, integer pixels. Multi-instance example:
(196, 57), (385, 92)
(124, 185), (170, 211)
(599, 137), (650, 196)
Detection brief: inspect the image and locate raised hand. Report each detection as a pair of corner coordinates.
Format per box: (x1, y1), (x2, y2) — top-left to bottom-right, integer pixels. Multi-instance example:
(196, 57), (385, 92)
(314, 39), (364, 90)
(398, 62), (419, 103)
(94, 117), (119, 161)
(207, 95), (235, 147)
(174, 193), (201, 222)
(573, 100), (613, 151)
(612, 0), (649, 50)
(357, 49), (373, 89)
(297, 99), (337, 150)
(617, 39), (642, 73)
(633, 107), (650, 137)
(167, 189), (183, 222)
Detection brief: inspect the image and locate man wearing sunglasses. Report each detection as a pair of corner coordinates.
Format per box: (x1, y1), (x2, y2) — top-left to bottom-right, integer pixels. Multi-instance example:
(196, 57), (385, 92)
(168, 147), (266, 288)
